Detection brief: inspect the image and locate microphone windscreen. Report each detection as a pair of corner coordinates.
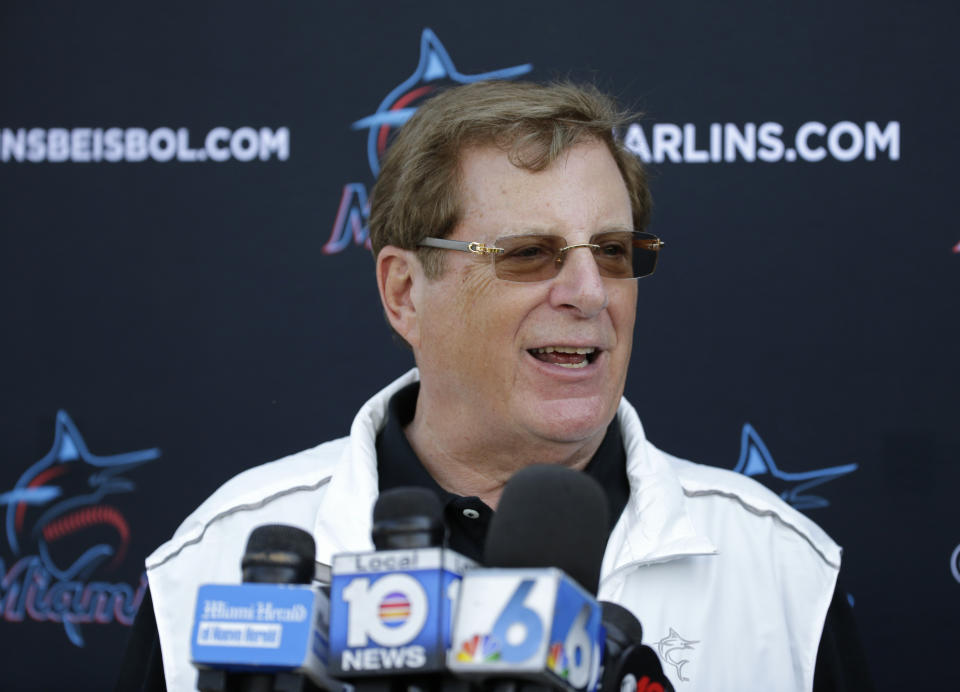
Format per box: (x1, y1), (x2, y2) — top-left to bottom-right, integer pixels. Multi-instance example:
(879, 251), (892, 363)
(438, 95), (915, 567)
(601, 600), (645, 647)
(485, 464), (609, 594)
(244, 524), (316, 560)
(241, 524), (316, 584)
(373, 486), (443, 523)
(611, 645), (676, 692)
(372, 487), (445, 549)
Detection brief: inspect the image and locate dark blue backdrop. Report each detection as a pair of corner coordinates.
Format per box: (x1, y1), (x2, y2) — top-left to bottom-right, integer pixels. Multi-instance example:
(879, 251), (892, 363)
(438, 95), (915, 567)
(2, 1), (958, 689)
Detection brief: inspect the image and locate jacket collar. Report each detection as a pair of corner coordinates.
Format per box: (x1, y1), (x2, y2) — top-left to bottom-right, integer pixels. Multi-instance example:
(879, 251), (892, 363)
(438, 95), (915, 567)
(600, 398), (717, 586)
(313, 369), (717, 573)
(312, 369), (419, 563)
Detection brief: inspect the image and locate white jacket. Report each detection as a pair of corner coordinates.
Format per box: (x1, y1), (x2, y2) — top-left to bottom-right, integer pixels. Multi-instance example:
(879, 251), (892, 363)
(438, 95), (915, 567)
(146, 369), (840, 691)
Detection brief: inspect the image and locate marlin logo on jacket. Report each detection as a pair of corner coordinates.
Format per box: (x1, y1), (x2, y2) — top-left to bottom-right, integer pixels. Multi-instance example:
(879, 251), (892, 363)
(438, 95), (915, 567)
(657, 628), (699, 682)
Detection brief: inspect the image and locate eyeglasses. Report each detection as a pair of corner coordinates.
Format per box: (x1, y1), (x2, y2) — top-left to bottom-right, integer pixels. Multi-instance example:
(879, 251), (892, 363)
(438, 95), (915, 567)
(418, 230), (664, 283)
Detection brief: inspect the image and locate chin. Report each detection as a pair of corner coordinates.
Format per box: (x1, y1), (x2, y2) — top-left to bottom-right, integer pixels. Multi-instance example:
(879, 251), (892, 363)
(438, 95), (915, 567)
(524, 396), (618, 445)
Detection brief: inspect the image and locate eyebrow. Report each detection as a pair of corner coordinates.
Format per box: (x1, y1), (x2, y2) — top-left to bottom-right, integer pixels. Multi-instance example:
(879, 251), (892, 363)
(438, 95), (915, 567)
(493, 225), (635, 238)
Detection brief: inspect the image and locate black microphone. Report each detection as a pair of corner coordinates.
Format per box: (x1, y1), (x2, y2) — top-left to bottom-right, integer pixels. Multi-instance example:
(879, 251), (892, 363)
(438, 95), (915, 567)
(598, 603), (674, 692)
(372, 487), (446, 550)
(599, 602), (643, 658)
(242, 524), (317, 584)
(484, 465), (610, 596)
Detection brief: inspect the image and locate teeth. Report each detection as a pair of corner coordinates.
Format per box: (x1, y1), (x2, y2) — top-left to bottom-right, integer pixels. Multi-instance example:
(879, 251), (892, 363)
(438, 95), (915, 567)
(558, 360), (589, 369)
(531, 346), (596, 354)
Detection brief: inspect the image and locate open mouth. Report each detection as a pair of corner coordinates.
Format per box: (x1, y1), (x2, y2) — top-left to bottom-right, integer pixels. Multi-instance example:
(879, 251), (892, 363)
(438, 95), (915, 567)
(528, 346), (599, 369)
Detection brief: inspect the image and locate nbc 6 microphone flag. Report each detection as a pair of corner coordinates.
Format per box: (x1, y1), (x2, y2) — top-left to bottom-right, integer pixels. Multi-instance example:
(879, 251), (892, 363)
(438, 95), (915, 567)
(449, 567), (604, 691)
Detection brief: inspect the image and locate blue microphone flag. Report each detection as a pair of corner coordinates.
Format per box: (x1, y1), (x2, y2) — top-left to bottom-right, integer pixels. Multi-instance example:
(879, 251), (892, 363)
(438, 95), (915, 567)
(328, 547), (474, 676)
(190, 583), (331, 682)
(449, 567), (603, 691)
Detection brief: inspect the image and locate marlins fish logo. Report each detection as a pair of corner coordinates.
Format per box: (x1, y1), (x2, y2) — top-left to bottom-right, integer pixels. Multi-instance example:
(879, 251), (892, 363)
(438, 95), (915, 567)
(733, 423), (857, 510)
(0, 410), (159, 645)
(657, 628), (698, 683)
(2, 410), (159, 580)
(323, 28), (533, 255)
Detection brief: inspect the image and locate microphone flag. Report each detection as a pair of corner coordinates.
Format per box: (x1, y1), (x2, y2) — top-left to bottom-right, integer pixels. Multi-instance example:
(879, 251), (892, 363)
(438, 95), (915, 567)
(328, 547), (475, 677)
(190, 582), (331, 681)
(448, 567), (603, 691)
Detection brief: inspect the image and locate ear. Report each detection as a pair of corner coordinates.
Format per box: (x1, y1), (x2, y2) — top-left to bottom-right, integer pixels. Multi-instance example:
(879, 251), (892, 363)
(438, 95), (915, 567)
(376, 246), (422, 349)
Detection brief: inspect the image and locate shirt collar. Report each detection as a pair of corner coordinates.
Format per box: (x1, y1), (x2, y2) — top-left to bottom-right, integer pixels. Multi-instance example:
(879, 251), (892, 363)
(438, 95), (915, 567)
(375, 381), (631, 562)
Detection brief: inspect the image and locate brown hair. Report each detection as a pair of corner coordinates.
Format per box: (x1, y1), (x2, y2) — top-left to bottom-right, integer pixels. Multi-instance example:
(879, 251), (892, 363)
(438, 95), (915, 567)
(368, 80), (651, 278)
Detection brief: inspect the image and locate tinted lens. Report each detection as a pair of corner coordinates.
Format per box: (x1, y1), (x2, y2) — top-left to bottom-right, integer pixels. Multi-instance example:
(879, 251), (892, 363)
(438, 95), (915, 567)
(591, 230), (660, 279)
(492, 232), (661, 282)
(493, 235), (566, 282)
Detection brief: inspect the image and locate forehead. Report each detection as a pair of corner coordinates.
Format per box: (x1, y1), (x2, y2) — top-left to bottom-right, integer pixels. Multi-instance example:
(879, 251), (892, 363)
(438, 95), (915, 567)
(455, 140), (633, 237)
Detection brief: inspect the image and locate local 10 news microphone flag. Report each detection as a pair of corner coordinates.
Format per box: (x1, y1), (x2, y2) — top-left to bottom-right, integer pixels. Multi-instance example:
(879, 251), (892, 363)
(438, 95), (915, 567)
(328, 487), (477, 682)
(189, 524), (348, 692)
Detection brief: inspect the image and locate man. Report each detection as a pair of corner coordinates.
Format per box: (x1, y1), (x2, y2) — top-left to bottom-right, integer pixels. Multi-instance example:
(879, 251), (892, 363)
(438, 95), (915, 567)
(119, 81), (869, 691)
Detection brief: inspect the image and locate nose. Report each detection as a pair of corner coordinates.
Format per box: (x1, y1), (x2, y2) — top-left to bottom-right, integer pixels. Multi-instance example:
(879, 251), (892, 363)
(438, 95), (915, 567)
(548, 245), (609, 318)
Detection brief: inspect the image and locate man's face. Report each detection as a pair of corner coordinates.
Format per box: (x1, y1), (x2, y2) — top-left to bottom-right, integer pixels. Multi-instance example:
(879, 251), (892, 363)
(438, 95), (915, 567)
(413, 140), (637, 452)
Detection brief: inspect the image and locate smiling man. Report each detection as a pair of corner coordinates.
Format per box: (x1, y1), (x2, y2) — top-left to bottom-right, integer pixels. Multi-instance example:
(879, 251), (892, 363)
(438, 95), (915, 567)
(121, 81), (870, 691)
(378, 136), (639, 508)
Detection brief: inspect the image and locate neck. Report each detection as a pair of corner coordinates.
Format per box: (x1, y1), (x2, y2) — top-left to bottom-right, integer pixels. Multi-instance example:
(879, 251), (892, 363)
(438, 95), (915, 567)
(403, 394), (607, 510)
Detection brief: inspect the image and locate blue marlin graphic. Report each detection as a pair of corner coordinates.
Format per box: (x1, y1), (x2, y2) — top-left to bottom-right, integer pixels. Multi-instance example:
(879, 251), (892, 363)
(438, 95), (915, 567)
(733, 423), (857, 510)
(1, 410), (160, 582)
(351, 28), (532, 177)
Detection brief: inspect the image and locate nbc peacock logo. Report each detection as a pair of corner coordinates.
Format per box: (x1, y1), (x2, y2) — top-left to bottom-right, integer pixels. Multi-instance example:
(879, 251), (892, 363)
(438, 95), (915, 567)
(546, 641), (570, 678)
(456, 633), (502, 663)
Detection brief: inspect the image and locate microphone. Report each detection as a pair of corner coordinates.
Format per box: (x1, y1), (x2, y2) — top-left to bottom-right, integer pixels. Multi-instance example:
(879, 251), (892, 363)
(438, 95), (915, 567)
(372, 486), (446, 550)
(598, 602), (674, 692)
(484, 465), (609, 595)
(448, 465), (609, 691)
(328, 487), (475, 684)
(242, 524), (316, 584)
(190, 524), (344, 691)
